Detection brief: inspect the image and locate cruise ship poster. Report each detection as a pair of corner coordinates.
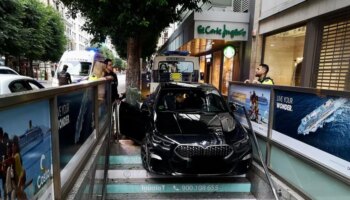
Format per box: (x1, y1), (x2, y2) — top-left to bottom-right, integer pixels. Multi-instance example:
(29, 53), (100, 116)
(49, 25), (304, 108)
(0, 100), (53, 199)
(57, 88), (95, 169)
(272, 90), (350, 178)
(228, 84), (271, 137)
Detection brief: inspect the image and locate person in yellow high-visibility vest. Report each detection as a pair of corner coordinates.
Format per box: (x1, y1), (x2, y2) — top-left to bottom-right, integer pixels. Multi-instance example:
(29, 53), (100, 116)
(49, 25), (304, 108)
(245, 64), (274, 85)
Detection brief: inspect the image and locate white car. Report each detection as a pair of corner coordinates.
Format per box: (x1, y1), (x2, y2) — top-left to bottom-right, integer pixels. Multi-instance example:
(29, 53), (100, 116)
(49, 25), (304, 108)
(0, 74), (44, 95)
(0, 66), (19, 75)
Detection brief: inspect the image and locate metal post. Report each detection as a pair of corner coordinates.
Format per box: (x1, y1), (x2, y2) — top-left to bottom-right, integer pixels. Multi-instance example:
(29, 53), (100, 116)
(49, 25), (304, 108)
(50, 97), (62, 200)
(242, 105), (279, 200)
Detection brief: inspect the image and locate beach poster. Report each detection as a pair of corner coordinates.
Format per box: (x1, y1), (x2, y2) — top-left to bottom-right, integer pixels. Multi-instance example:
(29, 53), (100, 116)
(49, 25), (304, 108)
(228, 84), (271, 137)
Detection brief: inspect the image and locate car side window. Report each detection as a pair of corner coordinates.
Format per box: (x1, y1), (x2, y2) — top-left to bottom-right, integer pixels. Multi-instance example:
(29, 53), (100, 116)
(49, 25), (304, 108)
(0, 69), (17, 75)
(9, 81), (29, 93)
(28, 80), (43, 90)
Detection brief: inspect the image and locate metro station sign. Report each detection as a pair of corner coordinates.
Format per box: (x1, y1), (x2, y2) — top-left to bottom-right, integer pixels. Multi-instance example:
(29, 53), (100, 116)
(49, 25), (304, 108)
(195, 22), (248, 41)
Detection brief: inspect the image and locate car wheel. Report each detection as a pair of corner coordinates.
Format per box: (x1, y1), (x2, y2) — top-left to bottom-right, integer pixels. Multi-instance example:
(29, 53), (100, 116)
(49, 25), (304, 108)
(141, 142), (150, 172)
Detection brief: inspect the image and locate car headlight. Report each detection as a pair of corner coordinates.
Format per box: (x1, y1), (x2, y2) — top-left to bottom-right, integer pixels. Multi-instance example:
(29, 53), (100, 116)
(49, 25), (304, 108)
(151, 134), (173, 147)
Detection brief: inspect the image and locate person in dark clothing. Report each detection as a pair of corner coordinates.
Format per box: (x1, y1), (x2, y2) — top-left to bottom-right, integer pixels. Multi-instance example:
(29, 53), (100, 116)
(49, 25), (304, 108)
(58, 65), (72, 86)
(104, 59), (119, 103)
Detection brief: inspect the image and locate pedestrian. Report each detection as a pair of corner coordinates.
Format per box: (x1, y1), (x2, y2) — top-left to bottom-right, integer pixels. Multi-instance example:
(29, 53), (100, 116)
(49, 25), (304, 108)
(104, 59), (119, 103)
(245, 64), (274, 85)
(58, 65), (72, 86)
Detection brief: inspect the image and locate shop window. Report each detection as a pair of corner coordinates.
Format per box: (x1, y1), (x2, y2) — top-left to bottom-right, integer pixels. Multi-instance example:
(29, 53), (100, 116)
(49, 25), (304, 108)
(199, 56), (206, 83)
(221, 56), (233, 96)
(316, 17), (350, 91)
(211, 51), (222, 90)
(264, 26), (306, 86)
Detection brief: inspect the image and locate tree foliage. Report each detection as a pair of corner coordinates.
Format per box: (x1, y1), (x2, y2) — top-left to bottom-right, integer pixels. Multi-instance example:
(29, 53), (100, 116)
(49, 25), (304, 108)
(0, 0), (66, 66)
(90, 43), (116, 63)
(42, 6), (67, 62)
(60, 0), (209, 88)
(0, 0), (24, 56)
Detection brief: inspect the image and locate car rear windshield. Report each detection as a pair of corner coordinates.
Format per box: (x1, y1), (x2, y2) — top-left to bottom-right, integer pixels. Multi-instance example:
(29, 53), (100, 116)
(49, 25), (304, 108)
(157, 88), (228, 113)
(158, 61), (194, 73)
(58, 61), (91, 76)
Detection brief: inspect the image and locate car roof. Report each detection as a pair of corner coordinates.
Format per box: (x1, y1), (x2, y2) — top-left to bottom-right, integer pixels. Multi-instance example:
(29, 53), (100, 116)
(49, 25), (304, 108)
(0, 74), (33, 81)
(0, 66), (19, 73)
(0, 74), (44, 95)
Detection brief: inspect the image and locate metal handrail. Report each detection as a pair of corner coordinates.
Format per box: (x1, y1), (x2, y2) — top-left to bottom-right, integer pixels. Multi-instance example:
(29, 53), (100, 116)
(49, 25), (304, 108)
(238, 104), (279, 200)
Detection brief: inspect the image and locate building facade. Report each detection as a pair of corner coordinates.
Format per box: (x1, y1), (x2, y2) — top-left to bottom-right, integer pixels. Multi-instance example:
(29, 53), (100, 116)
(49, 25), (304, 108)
(159, 0), (252, 96)
(40, 0), (92, 51)
(162, 0), (350, 93)
(250, 0), (350, 91)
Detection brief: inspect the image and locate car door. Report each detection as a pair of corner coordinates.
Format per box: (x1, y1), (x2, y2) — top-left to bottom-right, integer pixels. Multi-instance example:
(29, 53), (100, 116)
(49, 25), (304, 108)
(118, 101), (148, 143)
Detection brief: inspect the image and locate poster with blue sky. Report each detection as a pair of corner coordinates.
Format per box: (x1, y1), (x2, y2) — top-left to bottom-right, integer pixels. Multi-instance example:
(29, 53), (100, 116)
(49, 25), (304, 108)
(228, 84), (271, 137)
(272, 89), (350, 179)
(58, 88), (95, 169)
(0, 100), (53, 199)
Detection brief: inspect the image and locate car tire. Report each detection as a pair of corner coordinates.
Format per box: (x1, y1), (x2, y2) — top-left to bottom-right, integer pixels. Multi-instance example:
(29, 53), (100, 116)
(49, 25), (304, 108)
(141, 142), (151, 172)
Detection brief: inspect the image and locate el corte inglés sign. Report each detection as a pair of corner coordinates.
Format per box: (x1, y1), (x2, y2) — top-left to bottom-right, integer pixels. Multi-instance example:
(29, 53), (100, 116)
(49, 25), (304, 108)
(196, 24), (247, 40)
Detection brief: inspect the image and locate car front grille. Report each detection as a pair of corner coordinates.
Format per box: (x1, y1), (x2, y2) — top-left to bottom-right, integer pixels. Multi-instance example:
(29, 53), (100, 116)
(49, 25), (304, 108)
(175, 145), (233, 158)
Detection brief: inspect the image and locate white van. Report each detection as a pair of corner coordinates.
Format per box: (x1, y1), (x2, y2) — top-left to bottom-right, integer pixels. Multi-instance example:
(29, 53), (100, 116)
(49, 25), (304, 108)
(150, 51), (200, 93)
(52, 50), (105, 86)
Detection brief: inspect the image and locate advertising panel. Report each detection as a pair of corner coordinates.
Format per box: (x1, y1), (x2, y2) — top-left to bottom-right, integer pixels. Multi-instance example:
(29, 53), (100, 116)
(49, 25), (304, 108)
(98, 83), (109, 132)
(0, 100), (53, 199)
(57, 88), (95, 169)
(272, 90), (350, 178)
(228, 84), (271, 137)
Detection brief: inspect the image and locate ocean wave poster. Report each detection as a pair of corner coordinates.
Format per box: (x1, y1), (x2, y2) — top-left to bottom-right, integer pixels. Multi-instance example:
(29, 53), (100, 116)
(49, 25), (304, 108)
(228, 84), (271, 137)
(0, 100), (53, 199)
(272, 89), (350, 178)
(57, 88), (95, 169)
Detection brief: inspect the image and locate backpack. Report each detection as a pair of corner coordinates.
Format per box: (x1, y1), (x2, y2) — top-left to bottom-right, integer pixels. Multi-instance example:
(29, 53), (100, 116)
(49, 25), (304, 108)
(58, 71), (69, 85)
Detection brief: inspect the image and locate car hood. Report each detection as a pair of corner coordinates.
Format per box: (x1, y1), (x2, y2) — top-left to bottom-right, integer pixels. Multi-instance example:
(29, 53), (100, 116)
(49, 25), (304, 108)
(155, 111), (245, 144)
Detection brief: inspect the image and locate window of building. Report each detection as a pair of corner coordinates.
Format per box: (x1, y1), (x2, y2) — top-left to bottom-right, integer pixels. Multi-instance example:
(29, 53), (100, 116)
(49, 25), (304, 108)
(263, 26), (306, 86)
(316, 16), (350, 91)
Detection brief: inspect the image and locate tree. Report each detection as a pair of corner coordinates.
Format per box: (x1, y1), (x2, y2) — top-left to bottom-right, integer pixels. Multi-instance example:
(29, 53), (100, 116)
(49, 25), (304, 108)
(60, 0), (209, 89)
(0, 0), (24, 62)
(20, 0), (47, 70)
(41, 6), (67, 62)
(20, 0), (67, 76)
(90, 43), (116, 63)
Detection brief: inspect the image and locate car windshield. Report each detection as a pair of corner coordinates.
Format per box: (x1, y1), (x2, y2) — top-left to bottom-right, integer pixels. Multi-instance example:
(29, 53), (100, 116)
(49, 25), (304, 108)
(58, 61), (91, 76)
(156, 88), (228, 113)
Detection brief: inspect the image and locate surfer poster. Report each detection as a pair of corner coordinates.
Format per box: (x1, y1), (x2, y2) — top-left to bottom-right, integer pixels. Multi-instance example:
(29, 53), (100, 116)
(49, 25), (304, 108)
(228, 83), (271, 137)
(0, 100), (53, 199)
(272, 89), (350, 178)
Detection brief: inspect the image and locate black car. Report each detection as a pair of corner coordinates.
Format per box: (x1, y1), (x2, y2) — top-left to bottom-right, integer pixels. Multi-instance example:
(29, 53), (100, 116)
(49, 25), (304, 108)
(119, 82), (252, 176)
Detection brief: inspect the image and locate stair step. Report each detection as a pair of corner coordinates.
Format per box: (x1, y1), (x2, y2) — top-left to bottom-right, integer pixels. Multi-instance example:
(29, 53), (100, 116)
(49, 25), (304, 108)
(105, 192), (256, 200)
(98, 155), (142, 165)
(95, 169), (246, 180)
(102, 146), (255, 199)
(106, 182), (251, 193)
